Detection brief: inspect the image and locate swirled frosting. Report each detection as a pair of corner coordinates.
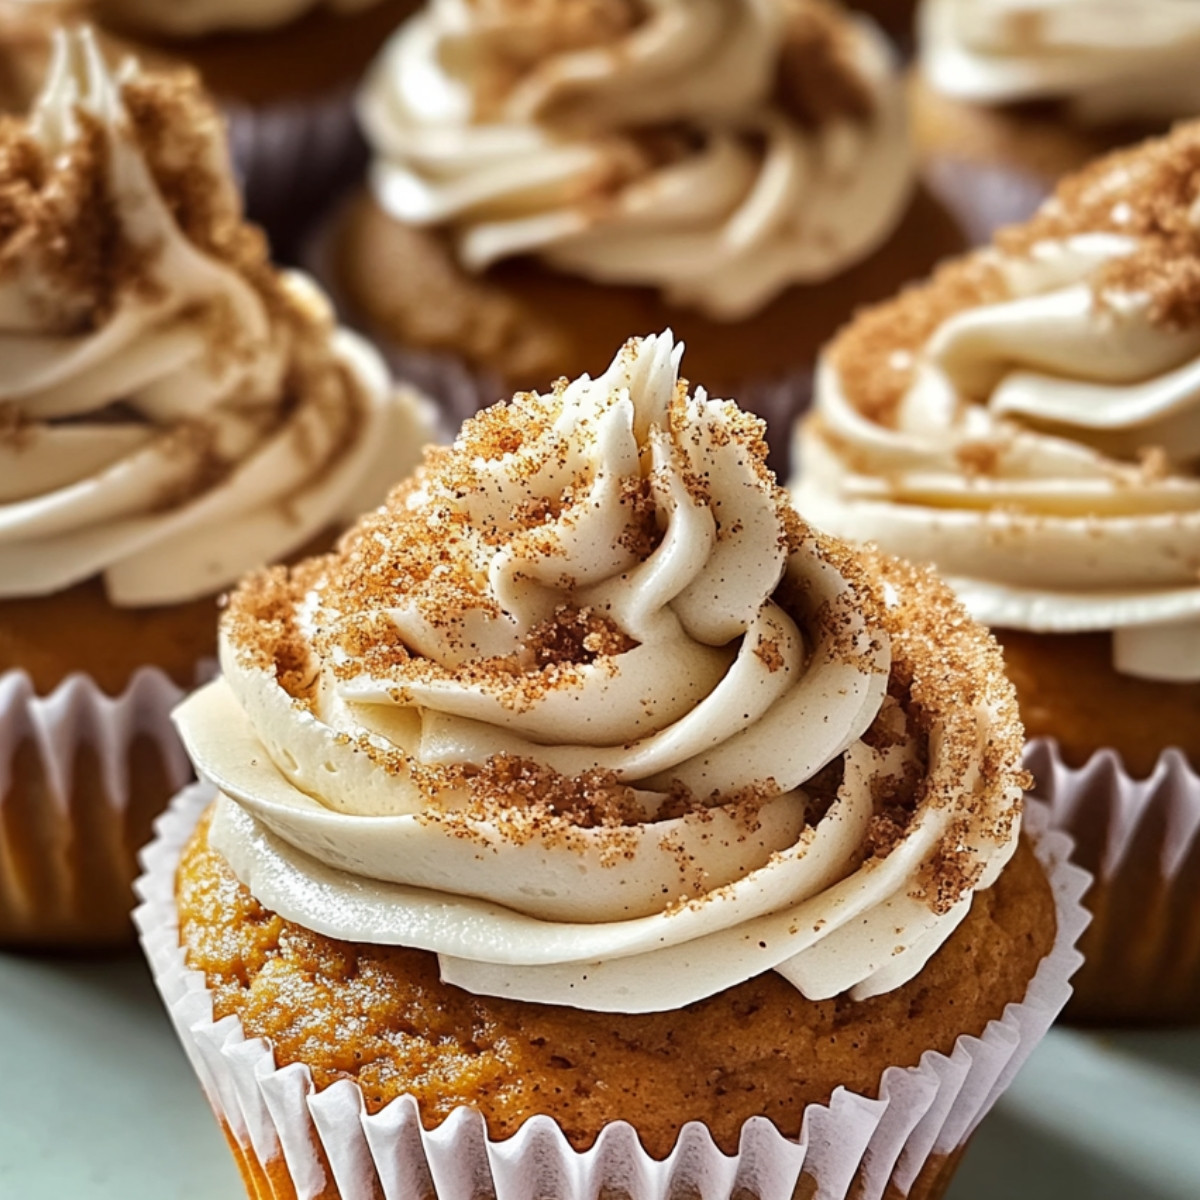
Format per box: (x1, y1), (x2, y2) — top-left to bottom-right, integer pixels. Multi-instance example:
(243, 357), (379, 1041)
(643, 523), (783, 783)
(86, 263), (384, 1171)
(174, 332), (1026, 1015)
(0, 29), (434, 606)
(85, 0), (386, 38)
(920, 0), (1200, 124)
(358, 0), (913, 321)
(793, 123), (1200, 682)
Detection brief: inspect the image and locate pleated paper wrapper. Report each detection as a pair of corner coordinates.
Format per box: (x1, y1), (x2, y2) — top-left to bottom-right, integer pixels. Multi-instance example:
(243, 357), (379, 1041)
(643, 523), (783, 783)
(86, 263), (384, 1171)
(0, 668), (193, 947)
(1027, 739), (1200, 1025)
(136, 784), (1089, 1200)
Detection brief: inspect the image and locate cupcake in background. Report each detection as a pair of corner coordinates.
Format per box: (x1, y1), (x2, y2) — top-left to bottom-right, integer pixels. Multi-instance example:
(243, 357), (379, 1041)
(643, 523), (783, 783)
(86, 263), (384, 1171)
(140, 331), (1086, 1200)
(1, 0), (420, 253)
(792, 123), (1200, 1022)
(330, 0), (960, 467)
(913, 0), (1200, 241)
(0, 28), (434, 946)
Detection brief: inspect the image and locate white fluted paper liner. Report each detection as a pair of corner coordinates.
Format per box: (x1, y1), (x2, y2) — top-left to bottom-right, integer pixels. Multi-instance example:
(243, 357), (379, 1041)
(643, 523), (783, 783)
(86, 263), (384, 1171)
(1025, 738), (1200, 1024)
(136, 785), (1088, 1200)
(0, 667), (193, 945)
(1025, 739), (1200, 883)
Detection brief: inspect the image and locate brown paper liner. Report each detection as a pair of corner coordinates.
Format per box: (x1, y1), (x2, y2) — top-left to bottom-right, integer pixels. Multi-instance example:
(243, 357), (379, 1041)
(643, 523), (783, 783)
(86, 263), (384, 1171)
(1025, 739), (1200, 1026)
(0, 668), (192, 948)
(137, 785), (1088, 1200)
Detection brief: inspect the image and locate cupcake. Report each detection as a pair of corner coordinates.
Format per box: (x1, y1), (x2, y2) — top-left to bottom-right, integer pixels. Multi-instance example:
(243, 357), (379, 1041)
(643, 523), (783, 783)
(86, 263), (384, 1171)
(2, 0), (420, 252)
(330, 0), (961, 467)
(912, 0), (1200, 242)
(792, 123), (1200, 1022)
(0, 28), (434, 946)
(139, 332), (1087, 1199)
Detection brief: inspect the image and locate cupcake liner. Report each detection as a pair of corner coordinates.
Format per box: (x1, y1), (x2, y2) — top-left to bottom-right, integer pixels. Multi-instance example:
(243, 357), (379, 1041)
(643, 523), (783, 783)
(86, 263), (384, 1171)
(136, 785), (1089, 1200)
(0, 667), (193, 947)
(919, 156), (1052, 246)
(1025, 738), (1200, 1025)
(225, 88), (369, 262)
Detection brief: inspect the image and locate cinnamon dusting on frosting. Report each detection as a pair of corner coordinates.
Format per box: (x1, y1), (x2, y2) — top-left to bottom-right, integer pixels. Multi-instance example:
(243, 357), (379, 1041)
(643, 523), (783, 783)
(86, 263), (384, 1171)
(775, 0), (875, 130)
(222, 348), (1024, 924)
(831, 122), (1200, 427)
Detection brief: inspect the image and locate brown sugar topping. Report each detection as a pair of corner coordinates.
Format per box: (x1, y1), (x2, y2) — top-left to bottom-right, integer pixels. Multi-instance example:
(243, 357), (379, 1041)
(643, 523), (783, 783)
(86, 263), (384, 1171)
(0, 54), (370, 512)
(224, 348), (1024, 919)
(833, 120), (1200, 425)
(775, 0), (876, 130)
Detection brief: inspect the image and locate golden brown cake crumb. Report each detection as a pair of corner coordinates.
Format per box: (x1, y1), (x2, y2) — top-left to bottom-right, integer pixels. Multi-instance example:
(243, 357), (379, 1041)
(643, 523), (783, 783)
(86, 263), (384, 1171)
(178, 807), (1056, 1157)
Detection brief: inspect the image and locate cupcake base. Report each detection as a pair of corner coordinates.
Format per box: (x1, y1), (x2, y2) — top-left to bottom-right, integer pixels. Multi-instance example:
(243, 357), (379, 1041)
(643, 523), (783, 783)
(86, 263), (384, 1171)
(325, 187), (968, 476)
(137, 783), (1089, 1200)
(1027, 740), (1200, 1027)
(996, 629), (1200, 780)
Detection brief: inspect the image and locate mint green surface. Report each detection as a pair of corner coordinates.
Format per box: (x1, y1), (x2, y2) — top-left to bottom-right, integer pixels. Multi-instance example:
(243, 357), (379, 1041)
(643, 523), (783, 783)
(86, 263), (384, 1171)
(1, 952), (1197, 1199)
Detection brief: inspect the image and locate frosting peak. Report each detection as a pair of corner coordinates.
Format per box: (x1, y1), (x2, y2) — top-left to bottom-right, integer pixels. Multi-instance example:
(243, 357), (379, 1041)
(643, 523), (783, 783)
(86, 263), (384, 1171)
(175, 333), (1026, 1014)
(0, 29), (433, 606)
(921, 0), (1200, 125)
(359, 0), (913, 319)
(793, 122), (1200, 681)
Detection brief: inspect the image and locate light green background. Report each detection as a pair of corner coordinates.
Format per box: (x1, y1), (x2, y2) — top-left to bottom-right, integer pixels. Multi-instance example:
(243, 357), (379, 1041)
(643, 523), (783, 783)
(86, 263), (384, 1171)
(1, 952), (1197, 1198)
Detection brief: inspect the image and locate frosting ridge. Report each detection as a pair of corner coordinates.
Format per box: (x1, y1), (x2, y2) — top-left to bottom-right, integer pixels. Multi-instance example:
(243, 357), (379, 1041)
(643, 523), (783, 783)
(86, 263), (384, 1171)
(0, 29), (433, 605)
(793, 123), (1200, 681)
(921, 0), (1200, 124)
(359, 0), (914, 320)
(175, 332), (1026, 1014)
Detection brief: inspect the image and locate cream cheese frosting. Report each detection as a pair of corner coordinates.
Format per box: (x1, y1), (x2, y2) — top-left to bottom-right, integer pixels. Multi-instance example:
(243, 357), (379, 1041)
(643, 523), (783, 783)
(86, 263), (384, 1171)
(174, 332), (1026, 1014)
(358, 0), (914, 321)
(89, 0), (386, 38)
(921, 0), (1200, 125)
(792, 124), (1200, 682)
(0, 29), (434, 606)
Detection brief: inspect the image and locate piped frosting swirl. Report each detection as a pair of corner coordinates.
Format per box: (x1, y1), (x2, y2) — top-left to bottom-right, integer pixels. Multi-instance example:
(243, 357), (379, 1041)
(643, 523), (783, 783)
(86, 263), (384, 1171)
(793, 121), (1200, 682)
(358, 0), (913, 320)
(175, 332), (1026, 1014)
(920, 0), (1200, 125)
(0, 29), (432, 605)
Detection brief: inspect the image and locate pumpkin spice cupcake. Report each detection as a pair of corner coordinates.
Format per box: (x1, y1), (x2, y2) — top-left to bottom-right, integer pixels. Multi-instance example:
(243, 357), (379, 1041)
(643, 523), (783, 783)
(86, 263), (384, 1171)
(912, 0), (1200, 242)
(0, 29), (434, 947)
(329, 0), (964, 467)
(792, 123), (1200, 1022)
(138, 333), (1087, 1199)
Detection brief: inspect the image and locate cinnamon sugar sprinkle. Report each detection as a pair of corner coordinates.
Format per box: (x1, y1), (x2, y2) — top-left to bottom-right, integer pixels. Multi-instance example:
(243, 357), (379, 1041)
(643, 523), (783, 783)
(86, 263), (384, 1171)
(224, 353), (1026, 918)
(833, 120), (1200, 426)
(0, 64), (368, 512)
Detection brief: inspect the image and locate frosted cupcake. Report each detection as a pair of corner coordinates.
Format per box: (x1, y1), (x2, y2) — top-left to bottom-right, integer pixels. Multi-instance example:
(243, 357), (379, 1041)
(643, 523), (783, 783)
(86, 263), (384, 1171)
(1, 0), (420, 250)
(330, 0), (957, 464)
(139, 333), (1087, 1199)
(913, 0), (1200, 241)
(0, 29), (433, 946)
(792, 123), (1200, 1022)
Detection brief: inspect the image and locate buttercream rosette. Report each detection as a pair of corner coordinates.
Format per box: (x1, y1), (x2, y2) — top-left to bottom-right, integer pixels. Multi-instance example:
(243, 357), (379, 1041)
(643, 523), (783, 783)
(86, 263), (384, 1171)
(921, 0), (1200, 126)
(792, 121), (1200, 1022)
(0, 28), (434, 945)
(359, 0), (913, 322)
(174, 331), (1029, 1013)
